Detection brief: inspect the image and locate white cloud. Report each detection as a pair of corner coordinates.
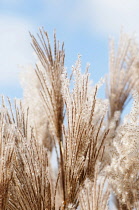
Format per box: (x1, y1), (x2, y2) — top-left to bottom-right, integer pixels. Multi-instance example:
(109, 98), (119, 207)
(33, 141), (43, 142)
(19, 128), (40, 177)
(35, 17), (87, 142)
(70, 0), (139, 37)
(0, 16), (34, 85)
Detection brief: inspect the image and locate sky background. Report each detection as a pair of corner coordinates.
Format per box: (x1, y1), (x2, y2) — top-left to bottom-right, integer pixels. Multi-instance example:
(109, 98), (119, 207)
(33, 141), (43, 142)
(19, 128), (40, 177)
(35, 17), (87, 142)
(0, 0), (139, 113)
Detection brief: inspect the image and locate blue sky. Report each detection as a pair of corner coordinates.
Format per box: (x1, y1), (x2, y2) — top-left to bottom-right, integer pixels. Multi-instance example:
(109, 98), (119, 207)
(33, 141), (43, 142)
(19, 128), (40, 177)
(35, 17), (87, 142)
(0, 0), (139, 102)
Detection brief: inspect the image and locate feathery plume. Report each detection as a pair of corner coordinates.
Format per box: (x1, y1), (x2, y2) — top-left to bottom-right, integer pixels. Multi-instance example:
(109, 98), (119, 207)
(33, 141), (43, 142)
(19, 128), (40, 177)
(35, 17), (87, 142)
(106, 31), (139, 124)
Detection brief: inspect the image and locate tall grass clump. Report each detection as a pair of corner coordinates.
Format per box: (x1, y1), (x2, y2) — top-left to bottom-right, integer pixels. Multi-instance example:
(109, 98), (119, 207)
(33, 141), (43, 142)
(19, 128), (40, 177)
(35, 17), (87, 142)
(1, 28), (139, 209)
